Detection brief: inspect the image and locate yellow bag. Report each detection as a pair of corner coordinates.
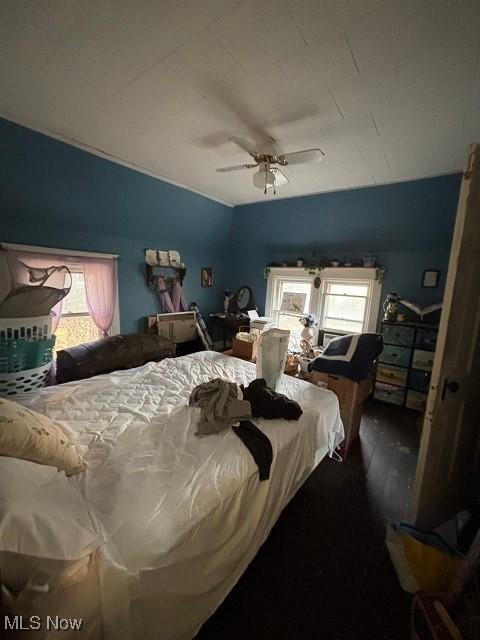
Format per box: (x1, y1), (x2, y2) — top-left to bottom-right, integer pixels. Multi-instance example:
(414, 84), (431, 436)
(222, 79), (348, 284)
(387, 524), (459, 593)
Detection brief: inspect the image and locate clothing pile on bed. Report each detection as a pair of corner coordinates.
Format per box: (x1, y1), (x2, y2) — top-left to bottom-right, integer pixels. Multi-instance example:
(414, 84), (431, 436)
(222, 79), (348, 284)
(189, 377), (302, 481)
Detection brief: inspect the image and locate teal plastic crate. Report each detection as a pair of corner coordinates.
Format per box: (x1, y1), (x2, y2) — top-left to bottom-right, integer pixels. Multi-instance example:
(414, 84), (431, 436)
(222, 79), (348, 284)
(0, 337), (56, 373)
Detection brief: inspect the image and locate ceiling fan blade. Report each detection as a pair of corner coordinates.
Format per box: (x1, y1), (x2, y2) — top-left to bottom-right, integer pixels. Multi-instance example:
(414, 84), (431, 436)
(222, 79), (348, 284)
(271, 168), (289, 185)
(229, 136), (259, 157)
(278, 148), (325, 166)
(216, 163), (258, 173)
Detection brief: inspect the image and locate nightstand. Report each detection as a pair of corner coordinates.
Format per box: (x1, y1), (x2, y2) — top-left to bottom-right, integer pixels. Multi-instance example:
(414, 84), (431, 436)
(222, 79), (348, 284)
(209, 314), (250, 350)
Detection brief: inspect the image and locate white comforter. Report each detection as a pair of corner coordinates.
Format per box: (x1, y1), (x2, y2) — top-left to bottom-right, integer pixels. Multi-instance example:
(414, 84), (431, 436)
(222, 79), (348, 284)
(21, 351), (344, 640)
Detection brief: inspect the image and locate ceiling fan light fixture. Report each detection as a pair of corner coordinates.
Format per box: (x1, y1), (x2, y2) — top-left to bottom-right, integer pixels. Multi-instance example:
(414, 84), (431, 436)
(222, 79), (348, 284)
(253, 164), (275, 191)
(215, 138), (317, 193)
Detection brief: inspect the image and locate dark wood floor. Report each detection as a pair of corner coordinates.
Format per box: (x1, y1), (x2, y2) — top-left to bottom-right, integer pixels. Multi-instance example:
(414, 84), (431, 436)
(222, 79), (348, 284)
(196, 399), (420, 640)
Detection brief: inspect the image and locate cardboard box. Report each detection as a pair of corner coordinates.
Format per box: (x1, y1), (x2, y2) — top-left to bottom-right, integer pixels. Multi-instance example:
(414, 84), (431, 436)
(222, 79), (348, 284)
(250, 316), (275, 332)
(232, 336), (257, 360)
(310, 370), (373, 455)
(310, 371), (372, 412)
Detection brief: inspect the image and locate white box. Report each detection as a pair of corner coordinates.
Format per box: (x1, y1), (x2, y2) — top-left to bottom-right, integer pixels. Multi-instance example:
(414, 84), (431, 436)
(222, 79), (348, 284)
(155, 311), (197, 343)
(250, 316), (275, 332)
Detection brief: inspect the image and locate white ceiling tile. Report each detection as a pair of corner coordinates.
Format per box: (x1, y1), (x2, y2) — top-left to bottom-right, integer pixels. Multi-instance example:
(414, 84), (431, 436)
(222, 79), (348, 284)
(81, 0), (179, 73)
(68, 111), (148, 154)
(81, 1), (241, 74)
(396, 37), (478, 93)
(284, 0), (384, 45)
(0, 2), (63, 103)
(3, 30), (138, 130)
(213, 0), (307, 72)
(2, 0), (475, 203)
(279, 30), (359, 95)
(161, 34), (246, 98)
(345, 0), (439, 78)
(330, 75), (404, 125)
(140, 0), (240, 42)
(27, 0), (99, 39)
(221, 64), (300, 120)
(73, 63), (206, 132)
(432, 0), (480, 46)
(355, 136), (391, 182)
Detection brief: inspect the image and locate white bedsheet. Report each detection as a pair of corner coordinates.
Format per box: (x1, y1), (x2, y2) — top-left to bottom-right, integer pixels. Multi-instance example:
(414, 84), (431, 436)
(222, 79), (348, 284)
(20, 351), (344, 640)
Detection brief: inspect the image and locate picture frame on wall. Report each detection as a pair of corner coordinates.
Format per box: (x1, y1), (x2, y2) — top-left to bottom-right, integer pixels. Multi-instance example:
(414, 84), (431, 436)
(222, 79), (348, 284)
(201, 267), (213, 287)
(422, 269), (440, 288)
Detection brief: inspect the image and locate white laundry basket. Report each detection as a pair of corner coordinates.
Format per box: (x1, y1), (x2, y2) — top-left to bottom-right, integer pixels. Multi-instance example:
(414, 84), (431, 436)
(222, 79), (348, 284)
(0, 363), (51, 397)
(0, 315), (52, 341)
(0, 315), (54, 396)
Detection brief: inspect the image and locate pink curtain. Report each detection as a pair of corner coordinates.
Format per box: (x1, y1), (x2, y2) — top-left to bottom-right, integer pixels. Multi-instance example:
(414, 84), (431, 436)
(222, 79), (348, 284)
(83, 258), (117, 336)
(7, 250), (69, 332)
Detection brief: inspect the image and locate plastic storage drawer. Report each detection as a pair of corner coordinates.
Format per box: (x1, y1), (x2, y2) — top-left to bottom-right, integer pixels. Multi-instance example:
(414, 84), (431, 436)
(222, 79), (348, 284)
(378, 344), (412, 368)
(376, 364), (408, 387)
(412, 349), (435, 371)
(415, 328), (437, 351)
(381, 324), (415, 347)
(374, 382), (405, 406)
(406, 390), (428, 412)
(408, 369), (431, 393)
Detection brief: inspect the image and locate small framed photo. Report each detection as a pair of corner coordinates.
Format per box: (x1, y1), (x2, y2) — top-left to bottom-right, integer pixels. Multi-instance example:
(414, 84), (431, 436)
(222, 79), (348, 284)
(201, 267), (213, 287)
(422, 269), (440, 288)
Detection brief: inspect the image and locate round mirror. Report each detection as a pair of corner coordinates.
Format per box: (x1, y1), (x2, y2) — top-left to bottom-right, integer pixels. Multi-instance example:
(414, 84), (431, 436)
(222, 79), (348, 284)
(235, 286), (254, 312)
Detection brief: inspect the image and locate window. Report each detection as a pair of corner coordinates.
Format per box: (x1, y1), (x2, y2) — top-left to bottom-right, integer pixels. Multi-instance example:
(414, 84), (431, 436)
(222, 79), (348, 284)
(265, 269), (321, 349)
(54, 269), (102, 353)
(2, 243), (119, 354)
(265, 267), (382, 345)
(320, 280), (372, 333)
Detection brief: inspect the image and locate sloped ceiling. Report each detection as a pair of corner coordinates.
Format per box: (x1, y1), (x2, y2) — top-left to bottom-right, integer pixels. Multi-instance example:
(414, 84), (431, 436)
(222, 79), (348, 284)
(1, 0), (479, 205)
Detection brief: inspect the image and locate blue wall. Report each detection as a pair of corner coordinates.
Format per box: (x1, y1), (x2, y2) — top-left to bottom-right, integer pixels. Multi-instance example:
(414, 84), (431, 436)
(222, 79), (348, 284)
(228, 175), (461, 321)
(1, 116), (461, 333)
(0, 118), (232, 333)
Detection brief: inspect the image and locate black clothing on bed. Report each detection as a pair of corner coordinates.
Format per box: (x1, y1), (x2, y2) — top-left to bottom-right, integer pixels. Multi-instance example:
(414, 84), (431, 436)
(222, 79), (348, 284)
(232, 421), (273, 481)
(242, 378), (303, 420)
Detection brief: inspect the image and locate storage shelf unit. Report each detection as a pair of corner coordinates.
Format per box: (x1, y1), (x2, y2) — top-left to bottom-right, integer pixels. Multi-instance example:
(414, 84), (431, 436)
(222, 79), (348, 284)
(374, 321), (438, 412)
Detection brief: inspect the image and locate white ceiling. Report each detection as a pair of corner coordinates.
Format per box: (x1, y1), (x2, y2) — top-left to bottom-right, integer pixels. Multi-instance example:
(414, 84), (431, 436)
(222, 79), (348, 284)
(1, 0), (479, 206)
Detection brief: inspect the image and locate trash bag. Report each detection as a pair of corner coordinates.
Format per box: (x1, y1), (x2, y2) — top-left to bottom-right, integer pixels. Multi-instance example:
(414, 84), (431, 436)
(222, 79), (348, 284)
(256, 328), (290, 391)
(386, 521), (465, 594)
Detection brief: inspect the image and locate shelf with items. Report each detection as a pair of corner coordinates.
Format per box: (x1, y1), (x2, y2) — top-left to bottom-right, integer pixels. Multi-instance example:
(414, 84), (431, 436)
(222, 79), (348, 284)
(373, 320), (438, 412)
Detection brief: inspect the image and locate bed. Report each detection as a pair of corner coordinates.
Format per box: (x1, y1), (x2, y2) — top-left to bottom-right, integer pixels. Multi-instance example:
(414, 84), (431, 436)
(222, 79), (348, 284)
(10, 351), (344, 640)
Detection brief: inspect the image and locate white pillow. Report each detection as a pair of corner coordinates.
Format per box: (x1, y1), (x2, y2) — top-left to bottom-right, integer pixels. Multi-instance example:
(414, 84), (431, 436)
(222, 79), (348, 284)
(0, 396), (86, 475)
(0, 457), (104, 591)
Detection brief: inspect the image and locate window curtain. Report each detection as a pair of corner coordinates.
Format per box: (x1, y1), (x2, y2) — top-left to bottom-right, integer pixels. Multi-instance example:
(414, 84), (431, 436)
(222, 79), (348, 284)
(83, 258), (117, 337)
(6, 250), (69, 332)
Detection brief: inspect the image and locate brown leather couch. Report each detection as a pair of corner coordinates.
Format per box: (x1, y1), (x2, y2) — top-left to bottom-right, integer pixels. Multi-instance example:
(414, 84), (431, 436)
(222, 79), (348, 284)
(56, 333), (176, 384)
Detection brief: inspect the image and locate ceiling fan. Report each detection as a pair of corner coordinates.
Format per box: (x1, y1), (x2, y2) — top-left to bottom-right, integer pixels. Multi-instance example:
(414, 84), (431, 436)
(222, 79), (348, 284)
(216, 136), (325, 194)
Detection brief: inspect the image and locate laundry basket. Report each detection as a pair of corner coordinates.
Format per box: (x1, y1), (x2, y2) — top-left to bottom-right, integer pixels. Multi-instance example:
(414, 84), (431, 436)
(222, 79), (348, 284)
(0, 315), (52, 341)
(0, 363), (51, 397)
(0, 326), (55, 396)
(0, 337), (56, 373)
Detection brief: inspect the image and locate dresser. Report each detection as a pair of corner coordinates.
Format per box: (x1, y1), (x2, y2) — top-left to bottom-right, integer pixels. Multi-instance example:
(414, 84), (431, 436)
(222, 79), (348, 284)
(374, 321), (438, 412)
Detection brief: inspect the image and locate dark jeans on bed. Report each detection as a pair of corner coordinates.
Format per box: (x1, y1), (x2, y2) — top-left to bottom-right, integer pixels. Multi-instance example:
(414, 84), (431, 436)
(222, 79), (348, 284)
(232, 421), (273, 481)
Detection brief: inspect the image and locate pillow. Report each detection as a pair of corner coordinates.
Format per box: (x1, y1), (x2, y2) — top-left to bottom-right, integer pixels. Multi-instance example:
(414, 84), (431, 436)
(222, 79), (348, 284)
(0, 397), (86, 475)
(0, 457), (104, 591)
